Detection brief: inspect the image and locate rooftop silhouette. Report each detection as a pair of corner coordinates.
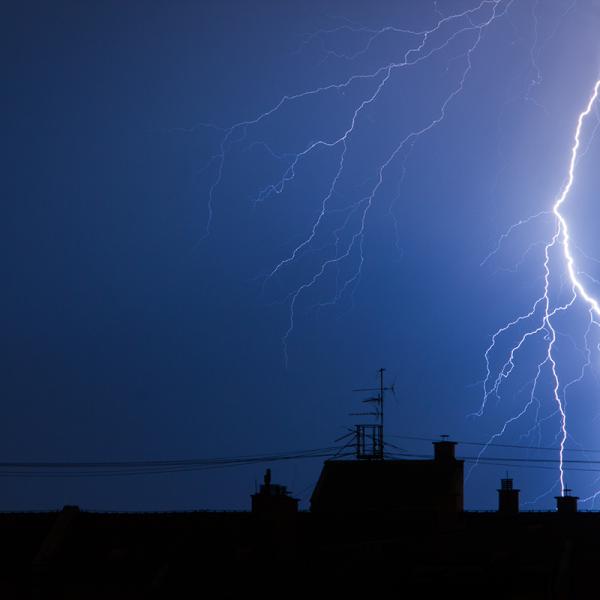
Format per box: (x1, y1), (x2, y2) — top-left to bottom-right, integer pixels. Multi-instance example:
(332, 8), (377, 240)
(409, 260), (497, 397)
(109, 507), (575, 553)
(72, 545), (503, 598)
(0, 439), (596, 599)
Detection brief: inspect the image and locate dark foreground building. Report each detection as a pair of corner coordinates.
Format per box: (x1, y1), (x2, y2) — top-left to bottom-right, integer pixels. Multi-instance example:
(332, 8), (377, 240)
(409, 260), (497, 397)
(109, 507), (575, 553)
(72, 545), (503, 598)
(0, 441), (596, 599)
(311, 439), (463, 513)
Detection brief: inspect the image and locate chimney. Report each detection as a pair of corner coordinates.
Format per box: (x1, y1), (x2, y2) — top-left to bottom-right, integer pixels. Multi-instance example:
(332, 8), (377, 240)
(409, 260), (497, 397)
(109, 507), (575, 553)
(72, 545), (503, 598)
(433, 436), (457, 462)
(555, 489), (578, 514)
(251, 469), (299, 516)
(497, 478), (519, 514)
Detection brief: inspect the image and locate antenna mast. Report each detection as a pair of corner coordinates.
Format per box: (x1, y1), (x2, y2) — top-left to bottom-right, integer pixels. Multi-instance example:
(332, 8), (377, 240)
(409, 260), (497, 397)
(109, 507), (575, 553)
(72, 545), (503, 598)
(351, 367), (394, 460)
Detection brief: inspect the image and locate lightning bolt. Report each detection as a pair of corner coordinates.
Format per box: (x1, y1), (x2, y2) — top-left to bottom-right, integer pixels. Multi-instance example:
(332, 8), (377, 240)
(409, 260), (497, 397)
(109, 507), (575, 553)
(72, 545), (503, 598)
(201, 0), (512, 365)
(474, 79), (600, 499)
(194, 1), (600, 505)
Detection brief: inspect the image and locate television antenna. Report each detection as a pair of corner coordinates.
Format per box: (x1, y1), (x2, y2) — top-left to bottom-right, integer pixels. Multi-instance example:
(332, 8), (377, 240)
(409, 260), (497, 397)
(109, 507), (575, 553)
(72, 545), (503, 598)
(350, 368), (395, 460)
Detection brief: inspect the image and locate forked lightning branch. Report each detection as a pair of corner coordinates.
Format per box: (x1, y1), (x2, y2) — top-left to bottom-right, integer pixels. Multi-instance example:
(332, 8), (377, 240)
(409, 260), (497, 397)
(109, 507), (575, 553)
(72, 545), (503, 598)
(474, 79), (600, 499)
(201, 1), (600, 504)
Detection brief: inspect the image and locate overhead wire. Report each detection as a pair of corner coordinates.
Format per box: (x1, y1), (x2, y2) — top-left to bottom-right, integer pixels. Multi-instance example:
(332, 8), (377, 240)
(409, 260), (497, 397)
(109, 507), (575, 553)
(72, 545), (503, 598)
(6, 436), (600, 478)
(0, 447), (352, 478)
(391, 434), (600, 455)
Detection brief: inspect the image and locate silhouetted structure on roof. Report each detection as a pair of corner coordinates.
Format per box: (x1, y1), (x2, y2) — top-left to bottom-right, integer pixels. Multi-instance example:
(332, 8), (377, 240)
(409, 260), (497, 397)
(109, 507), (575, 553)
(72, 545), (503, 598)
(498, 477), (520, 514)
(348, 367), (393, 460)
(556, 488), (579, 514)
(310, 439), (463, 513)
(1, 369), (595, 598)
(251, 469), (299, 516)
(1, 441), (598, 599)
(309, 370), (463, 514)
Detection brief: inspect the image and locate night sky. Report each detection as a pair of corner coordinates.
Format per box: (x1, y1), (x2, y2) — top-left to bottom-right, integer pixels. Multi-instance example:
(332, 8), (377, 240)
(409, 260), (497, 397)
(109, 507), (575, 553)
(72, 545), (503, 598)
(4, 0), (600, 511)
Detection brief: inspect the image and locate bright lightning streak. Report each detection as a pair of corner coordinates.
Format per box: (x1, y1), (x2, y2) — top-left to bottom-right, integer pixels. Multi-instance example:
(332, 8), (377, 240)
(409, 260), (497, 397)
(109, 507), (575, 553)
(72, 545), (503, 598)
(551, 79), (600, 491)
(475, 78), (600, 499)
(195, 1), (600, 505)
(554, 80), (600, 315)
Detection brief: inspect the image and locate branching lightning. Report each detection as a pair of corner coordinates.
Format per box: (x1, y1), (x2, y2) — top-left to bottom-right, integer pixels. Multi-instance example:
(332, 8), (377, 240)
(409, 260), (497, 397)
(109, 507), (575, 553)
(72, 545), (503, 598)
(473, 79), (600, 499)
(196, 0), (600, 506)
(203, 0), (512, 365)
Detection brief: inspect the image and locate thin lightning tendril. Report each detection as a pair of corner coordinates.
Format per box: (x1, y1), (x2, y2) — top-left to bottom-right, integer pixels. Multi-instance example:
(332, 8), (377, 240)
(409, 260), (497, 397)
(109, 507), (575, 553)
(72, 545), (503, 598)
(202, 0), (511, 366)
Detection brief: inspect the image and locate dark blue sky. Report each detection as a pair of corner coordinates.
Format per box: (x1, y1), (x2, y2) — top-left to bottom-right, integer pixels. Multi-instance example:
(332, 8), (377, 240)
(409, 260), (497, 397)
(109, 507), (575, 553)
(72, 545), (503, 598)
(4, 0), (600, 511)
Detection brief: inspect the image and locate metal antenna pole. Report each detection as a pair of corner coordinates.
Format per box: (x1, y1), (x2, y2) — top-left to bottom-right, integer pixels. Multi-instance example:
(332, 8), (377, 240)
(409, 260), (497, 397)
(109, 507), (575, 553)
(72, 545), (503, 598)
(351, 367), (393, 460)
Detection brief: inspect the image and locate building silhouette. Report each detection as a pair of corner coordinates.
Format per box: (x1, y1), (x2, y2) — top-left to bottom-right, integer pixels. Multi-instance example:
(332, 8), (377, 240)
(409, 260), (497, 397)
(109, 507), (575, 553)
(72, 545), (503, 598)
(311, 439), (463, 513)
(1, 439), (599, 599)
(251, 468), (299, 515)
(497, 477), (520, 514)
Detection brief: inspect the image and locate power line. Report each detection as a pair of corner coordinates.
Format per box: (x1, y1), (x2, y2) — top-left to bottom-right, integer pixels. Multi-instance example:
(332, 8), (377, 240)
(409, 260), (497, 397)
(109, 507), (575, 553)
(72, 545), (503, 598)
(391, 435), (600, 455)
(0, 447), (351, 478)
(7, 437), (600, 479)
(401, 452), (600, 473)
(459, 460), (600, 475)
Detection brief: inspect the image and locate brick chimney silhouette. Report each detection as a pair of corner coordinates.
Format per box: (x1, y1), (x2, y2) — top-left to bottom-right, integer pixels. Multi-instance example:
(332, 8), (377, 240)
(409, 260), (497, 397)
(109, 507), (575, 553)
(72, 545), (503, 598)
(555, 488), (578, 514)
(497, 478), (519, 514)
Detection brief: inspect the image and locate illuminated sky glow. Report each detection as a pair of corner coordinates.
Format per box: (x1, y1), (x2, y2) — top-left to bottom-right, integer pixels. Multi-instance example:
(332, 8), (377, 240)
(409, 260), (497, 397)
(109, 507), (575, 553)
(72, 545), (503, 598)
(203, 0), (600, 508)
(5, 1), (600, 511)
